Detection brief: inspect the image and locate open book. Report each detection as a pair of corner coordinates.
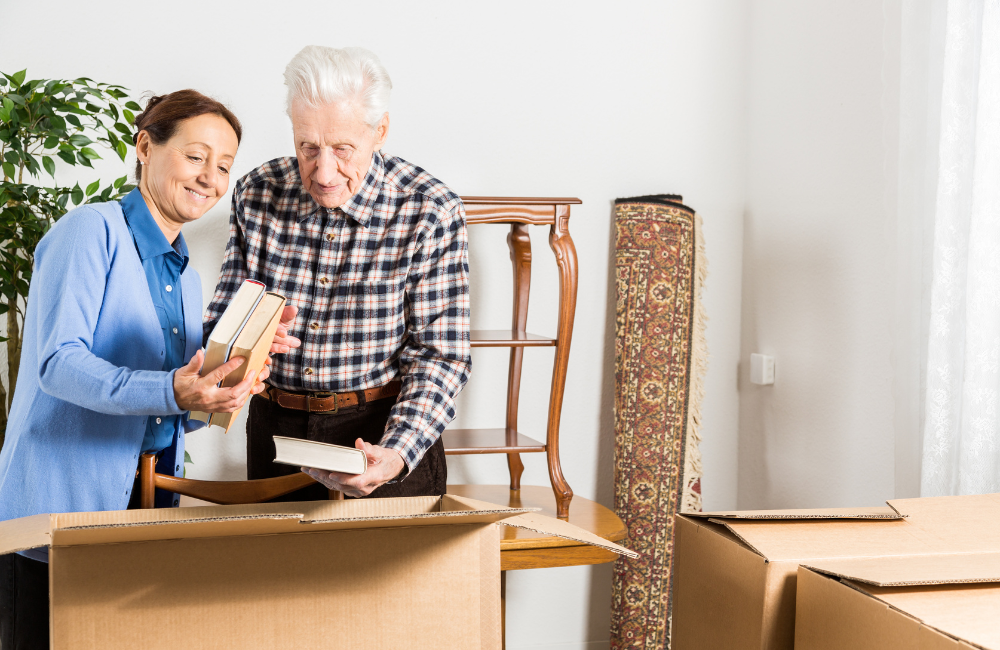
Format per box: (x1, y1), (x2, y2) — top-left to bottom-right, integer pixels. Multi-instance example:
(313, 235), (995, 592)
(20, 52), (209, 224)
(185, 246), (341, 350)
(272, 436), (368, 475)
(190, 280), (286, 433)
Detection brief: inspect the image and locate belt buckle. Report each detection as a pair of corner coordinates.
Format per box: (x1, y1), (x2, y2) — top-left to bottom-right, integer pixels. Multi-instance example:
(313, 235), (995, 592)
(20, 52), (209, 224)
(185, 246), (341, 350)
(311, 392), (338, 414)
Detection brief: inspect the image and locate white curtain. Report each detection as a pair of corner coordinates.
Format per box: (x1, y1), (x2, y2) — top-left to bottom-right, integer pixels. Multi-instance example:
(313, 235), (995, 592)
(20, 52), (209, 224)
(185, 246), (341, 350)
(921, 0), (1000, 496)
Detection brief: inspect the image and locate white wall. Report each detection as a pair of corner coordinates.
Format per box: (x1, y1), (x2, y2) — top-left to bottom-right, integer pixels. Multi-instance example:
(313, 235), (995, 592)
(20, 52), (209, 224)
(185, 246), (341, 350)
(0, 1), (749, 648)
(737, 0), (901, 509)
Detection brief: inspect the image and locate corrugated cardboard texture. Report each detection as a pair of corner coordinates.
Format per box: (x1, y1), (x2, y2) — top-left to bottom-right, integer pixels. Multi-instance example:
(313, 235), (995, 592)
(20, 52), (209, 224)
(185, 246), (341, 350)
(796, 567), (996, 650)
(51, 523), (501, 650)
(0, 496), (534, 554)
(806, 553), (1000, 587)
(690, 505), (903, 520)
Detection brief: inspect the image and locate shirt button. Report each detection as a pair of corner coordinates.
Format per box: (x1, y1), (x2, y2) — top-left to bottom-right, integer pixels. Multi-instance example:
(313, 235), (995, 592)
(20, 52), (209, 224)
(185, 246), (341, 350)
(319, 277), (329, 284)
(165, 285), (173, 292)
(172, 327), (179, 334)
(304, 368), (314, 375)
(325, 233), (334, 242)
(155, 417), (162, 424)
(309, 322), (319, 330)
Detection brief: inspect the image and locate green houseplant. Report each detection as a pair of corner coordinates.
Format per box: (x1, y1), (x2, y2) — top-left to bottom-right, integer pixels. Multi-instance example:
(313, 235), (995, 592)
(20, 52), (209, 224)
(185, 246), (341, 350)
(0, 69), (139, 446)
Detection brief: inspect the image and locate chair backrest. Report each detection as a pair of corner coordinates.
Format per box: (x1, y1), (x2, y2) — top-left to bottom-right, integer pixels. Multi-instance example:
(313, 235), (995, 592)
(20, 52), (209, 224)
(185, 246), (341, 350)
(138, 453), (330, 508)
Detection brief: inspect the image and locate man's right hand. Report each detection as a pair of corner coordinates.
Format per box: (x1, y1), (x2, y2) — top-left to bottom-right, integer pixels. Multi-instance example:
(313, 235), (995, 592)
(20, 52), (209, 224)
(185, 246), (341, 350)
(270, 305), (301, 354)
(173, 349), (254, 413)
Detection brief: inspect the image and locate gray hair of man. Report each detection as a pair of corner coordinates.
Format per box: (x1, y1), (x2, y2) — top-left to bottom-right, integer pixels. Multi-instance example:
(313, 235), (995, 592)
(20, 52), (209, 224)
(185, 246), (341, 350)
(283, 45), (392, 128)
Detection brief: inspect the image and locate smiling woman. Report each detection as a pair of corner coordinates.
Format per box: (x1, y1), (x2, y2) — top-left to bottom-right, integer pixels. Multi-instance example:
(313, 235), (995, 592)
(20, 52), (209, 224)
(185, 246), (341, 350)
(0, 89), (287, 650)
(133, 90), (243, 238)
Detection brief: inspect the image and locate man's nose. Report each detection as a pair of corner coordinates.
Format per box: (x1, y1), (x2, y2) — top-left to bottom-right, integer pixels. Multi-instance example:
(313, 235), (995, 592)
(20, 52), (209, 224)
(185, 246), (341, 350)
(313, 151), (339, 185)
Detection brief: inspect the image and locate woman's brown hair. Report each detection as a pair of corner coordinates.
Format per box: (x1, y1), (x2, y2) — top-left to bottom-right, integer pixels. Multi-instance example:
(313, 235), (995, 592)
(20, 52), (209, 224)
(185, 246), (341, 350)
(132, 89), (243, 180)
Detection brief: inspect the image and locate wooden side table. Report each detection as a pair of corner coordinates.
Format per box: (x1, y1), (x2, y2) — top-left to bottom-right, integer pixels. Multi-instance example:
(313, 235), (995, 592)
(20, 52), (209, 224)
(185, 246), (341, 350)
(449, 485), (627, 648)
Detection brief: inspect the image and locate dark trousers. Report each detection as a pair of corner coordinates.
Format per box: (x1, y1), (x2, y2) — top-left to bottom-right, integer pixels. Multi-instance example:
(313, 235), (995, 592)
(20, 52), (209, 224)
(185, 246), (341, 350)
(0, 472), (145, 649)
(247, 393), (447, 500)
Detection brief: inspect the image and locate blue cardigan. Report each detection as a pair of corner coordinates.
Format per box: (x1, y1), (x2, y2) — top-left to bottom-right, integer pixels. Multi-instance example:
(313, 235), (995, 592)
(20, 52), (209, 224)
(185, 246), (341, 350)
(0, 200), (204, 521)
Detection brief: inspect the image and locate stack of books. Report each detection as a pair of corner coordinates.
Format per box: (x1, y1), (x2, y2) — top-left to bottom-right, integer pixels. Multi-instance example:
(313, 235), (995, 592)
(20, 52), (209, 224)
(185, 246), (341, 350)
(190, 280), (286, 433)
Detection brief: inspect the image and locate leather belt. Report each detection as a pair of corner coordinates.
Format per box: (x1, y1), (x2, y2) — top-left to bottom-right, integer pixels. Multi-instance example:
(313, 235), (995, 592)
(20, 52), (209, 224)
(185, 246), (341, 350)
(260, 381), (402, 414)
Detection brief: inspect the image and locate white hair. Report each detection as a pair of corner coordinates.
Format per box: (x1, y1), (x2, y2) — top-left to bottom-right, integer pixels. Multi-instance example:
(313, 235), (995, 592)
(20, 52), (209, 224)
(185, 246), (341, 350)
(283, 45), (392, 127)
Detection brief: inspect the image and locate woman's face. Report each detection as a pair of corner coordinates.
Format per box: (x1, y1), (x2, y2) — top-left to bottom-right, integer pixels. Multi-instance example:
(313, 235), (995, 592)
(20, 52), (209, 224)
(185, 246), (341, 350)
(137, 113), (239, 230)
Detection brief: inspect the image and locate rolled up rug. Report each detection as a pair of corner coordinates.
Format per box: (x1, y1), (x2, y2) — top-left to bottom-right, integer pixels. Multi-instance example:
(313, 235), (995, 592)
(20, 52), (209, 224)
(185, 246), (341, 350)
(610, 195), (706, 649)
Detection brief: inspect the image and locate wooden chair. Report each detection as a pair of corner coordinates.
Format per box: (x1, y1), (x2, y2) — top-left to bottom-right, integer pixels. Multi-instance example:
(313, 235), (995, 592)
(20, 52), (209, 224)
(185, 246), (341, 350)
(137, 453), (341, 508)
(447, 197), (581, 519)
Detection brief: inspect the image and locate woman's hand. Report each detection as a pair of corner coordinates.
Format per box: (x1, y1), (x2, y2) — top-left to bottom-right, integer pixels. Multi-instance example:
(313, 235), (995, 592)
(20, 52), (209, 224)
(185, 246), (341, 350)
(173, 349), (255, 413)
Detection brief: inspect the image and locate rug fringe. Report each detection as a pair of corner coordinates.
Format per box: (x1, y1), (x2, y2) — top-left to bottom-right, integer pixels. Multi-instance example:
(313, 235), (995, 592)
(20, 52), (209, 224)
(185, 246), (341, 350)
(681, 212), (708, 514)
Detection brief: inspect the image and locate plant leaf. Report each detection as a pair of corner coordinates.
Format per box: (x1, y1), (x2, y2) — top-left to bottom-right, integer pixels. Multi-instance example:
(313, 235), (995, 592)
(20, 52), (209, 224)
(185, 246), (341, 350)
(71, 183), (83, 205)
(79, 147), (100, 160)
(57, 151), (75, 165)
(42, 156), (56, 177)
(11, 69), (27, 86)
(123, 109), (135, 125)
(86, 180), (100, 196)
(1, 162), (14, 180)
(65, 114), (82, 128)
(114, 122), (131, 136)
(42, 136), (59, 149)
(125, 101), (142, 111)
(113, 175), (127, 189)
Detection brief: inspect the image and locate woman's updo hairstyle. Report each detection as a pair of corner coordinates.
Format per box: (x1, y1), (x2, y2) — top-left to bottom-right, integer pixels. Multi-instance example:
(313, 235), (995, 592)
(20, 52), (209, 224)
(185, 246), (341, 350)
(132, 89), (243, 181)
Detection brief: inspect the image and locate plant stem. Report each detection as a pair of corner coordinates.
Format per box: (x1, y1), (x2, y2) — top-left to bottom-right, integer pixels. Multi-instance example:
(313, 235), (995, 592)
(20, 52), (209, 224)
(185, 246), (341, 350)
(5, 304), (19, 415)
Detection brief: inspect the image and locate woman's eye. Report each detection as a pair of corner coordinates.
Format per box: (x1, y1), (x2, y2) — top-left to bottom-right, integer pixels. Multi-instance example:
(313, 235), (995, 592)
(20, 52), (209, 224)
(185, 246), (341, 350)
(187, 156), (203, 163)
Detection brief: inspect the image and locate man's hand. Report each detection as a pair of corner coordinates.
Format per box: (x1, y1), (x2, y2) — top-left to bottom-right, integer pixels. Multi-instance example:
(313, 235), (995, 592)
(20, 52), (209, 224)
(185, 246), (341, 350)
(302, 438), (405, 497)
(271, 305), (301, 354)
(173, 349), (256, 413)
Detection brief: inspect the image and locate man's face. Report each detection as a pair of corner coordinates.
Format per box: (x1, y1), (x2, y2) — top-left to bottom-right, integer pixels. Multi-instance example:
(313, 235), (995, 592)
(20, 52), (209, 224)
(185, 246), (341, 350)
(291, 100), (389, 209)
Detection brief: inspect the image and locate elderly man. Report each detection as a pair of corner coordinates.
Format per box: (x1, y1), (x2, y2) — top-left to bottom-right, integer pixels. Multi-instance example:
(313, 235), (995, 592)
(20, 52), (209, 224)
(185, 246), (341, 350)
(204, 45), (471, 498)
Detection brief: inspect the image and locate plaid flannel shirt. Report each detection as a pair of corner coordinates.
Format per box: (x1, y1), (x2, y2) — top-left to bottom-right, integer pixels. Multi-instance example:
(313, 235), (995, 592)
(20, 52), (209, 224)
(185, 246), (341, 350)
(204, 152), (471, 472)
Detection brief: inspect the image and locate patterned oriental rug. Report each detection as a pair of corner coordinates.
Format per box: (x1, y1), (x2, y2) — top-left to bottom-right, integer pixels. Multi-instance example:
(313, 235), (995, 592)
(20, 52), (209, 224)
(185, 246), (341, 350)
(609, 195), (706, 650)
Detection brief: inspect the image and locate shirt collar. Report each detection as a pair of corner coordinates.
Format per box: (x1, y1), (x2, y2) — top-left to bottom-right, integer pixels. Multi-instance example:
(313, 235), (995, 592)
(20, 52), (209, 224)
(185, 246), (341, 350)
(295, 152), (384, 227)
(120, 188), (190, 270)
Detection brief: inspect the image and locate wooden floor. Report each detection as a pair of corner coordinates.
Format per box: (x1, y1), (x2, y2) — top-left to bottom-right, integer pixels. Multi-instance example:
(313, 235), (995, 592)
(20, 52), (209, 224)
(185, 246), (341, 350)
(448, 484), (627, 571)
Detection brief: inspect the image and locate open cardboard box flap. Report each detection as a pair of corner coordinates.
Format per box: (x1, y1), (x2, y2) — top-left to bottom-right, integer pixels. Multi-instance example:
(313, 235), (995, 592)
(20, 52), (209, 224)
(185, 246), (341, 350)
(701, 494), (1000, 562)
(797, 558), (1000, 650)
(690, 505), (904, 520)
(804, 552), (1000, 587)
(0, 493), (635, 558)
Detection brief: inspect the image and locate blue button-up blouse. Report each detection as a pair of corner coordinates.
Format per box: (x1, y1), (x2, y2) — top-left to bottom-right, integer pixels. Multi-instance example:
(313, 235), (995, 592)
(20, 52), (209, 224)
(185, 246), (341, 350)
(120, 189), (188, 453)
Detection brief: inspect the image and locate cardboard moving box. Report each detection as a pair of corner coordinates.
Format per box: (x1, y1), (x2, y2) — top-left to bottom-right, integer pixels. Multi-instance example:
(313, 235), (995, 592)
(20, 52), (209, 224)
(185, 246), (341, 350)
(0, 495), (634, 650)
(671, 493), (1000, 650)
(796, 556), (1000, 649)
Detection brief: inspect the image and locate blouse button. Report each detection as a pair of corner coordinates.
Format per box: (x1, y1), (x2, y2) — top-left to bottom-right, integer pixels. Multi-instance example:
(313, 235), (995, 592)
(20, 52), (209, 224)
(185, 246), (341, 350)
(172, 327), (179, 334)
(155, 417), (162, 424)
(304, 368), (314, 375)
(165, 285), (173, 292)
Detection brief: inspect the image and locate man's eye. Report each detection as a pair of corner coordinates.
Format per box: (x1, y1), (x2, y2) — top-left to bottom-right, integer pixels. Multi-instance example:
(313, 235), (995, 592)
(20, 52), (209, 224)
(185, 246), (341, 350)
(218, 167), (230, 175)
(335, 148), (352, 159)
(187, 156), (203, 163)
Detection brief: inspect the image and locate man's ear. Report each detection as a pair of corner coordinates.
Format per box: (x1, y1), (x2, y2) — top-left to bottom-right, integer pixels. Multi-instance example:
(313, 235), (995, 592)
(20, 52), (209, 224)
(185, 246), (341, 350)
(372, 113), (390, 152)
